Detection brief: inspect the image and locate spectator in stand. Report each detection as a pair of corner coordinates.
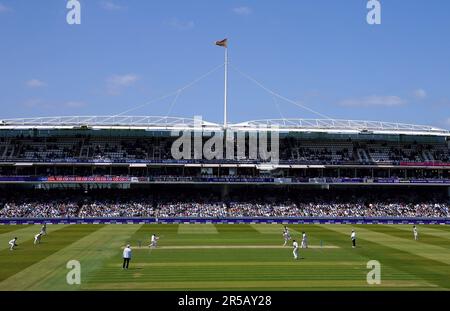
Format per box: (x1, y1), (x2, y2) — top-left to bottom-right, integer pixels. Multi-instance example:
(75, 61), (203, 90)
(0, 190), (448, 218)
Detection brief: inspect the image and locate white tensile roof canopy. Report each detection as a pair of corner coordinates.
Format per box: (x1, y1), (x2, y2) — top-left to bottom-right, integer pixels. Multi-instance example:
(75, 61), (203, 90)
(0, 116), (449, 137)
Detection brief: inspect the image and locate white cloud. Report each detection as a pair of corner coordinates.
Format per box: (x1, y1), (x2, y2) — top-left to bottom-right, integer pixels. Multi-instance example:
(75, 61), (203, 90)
(26, 79), (47, 88)
(413, 88), (427, 99)
(100, 1), (123, 11)
(445, 118), (450, 126)
(233, 6), (253, 15)
(167, 18), (195, 31)
(108, 74), (139, 86)
(0, 3), (10, 12)
(339, 95), (406, 107)
(106, 73), (139, 95)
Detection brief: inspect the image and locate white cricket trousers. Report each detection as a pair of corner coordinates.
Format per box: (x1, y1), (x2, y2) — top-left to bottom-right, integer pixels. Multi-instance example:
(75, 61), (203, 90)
(293, 247), (299, 259)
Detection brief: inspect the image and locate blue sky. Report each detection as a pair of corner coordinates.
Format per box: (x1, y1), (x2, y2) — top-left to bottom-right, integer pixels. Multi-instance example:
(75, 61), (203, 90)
(0, 0), (449, 129)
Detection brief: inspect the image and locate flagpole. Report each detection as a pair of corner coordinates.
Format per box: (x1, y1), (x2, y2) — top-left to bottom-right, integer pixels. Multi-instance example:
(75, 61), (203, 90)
(223, 47), (228, 128)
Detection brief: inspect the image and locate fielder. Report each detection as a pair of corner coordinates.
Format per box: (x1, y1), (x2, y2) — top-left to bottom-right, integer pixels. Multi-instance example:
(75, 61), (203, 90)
(301, 231), (308, 248)
(34, 233), (42, 245)
(292, 239), (300, 260)
(413, 225), (419, 241)
(282, 226), (291, 246)
(351, 229), (356, 248)
(149, 234), (159, 248)
(40, 224), (47, 236)
(9, 237), (18, 251)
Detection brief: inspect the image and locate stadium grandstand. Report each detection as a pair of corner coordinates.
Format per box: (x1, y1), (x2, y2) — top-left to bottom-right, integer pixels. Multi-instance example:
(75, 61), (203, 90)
(0, 115), (449, 222)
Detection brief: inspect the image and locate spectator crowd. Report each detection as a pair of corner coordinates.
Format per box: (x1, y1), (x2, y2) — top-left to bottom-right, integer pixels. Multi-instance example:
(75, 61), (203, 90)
(1, 195), (448, 218)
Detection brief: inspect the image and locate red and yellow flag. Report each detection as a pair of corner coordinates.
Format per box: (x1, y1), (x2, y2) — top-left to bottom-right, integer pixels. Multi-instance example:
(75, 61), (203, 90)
(215, 38), (228, 48)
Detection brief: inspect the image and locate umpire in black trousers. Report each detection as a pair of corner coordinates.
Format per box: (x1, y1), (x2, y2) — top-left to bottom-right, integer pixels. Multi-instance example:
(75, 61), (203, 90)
(123, 244), (132, 269)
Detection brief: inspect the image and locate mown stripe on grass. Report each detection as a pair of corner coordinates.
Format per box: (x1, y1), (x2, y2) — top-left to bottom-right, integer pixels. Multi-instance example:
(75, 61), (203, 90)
(428, 225), (450, 232)
(325, 224), (450, 265)
(352, 224), (450, 265)
(300, 224), (445, 287)
(288, 224), (352, 248)
(89, 262), (433, 285)
(214, 224), (259, 234)
(0, 225), (102, 287)
(318, 224), (450, 289)
(86, 224), (446, 290)
(123, 245), (338, 249)
(128, 224), (178, 246)
(0, 224), (69, 251)
(178, 224), (218, 234)
(0, 225), (31, 235)
(398, 225), (450, 240)
(0, 224), (141, 291)
(133, 224), (179, 237)
(109, 260), (364, 267)
(80, 279), (438, 291)
(375, 225), (450, 248)
(251, 224), (300, 235)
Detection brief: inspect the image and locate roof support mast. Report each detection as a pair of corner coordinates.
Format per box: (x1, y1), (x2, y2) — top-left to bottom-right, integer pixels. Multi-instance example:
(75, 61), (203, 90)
(224, 46), (228, 128)
(216, 38), (228, 128)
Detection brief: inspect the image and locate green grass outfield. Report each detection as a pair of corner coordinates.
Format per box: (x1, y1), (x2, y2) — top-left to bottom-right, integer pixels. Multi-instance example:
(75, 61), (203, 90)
(0, 223), (449, 291)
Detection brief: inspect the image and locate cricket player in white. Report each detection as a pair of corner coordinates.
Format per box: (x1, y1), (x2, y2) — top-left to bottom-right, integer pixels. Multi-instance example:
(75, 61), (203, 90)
(34, 233), (42, 245)
(301, 232), (308, 248)
(413, 225), (418, 240)
(351, 230), (356, 248)
(282, 226), (291, 246)
(9, 237), (18, 251)
(40, 224), (47, 236)
(149, 234), (159, 248)
(292, 239), (299, 260)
